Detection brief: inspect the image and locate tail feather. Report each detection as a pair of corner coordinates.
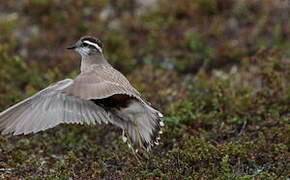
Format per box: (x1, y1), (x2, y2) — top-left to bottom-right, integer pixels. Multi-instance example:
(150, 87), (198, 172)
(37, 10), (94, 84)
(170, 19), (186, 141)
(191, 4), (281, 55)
(112, 100), (163, 150)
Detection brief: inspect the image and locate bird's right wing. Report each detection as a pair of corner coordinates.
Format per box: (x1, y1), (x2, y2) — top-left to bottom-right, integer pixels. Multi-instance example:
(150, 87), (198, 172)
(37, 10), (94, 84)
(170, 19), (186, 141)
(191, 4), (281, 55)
(0, 79), (111, 135)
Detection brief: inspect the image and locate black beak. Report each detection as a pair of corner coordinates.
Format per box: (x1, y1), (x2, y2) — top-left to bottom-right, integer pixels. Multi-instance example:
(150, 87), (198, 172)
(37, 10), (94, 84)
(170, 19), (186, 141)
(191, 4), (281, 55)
(67, 45), (77, 50)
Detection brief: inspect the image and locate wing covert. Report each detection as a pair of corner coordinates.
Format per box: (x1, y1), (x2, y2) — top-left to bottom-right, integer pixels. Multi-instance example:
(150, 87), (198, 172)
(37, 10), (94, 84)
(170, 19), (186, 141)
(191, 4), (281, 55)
(63, 65), (142, 100)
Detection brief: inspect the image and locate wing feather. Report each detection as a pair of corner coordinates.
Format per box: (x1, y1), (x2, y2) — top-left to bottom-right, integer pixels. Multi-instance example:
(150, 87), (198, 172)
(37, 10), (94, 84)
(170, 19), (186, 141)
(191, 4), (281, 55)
(0, 79), (111, 135)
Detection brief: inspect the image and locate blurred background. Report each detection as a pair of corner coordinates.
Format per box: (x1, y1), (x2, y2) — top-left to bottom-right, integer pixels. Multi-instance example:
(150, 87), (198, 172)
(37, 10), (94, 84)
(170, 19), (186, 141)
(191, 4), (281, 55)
(0, 0), (289, 179)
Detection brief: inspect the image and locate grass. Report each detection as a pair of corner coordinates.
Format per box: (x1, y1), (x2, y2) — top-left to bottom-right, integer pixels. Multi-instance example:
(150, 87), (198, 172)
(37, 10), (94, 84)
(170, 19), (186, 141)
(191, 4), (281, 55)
(0, 0), (290, 179)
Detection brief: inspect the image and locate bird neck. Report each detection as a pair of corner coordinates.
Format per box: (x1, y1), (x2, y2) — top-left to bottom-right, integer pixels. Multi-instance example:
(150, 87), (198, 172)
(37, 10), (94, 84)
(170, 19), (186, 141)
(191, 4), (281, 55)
(80, 54), (110, 72)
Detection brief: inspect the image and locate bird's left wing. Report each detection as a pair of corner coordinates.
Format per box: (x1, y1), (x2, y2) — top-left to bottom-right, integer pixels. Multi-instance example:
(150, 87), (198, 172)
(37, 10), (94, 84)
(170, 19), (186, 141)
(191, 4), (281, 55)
(0, 79), (111, 135)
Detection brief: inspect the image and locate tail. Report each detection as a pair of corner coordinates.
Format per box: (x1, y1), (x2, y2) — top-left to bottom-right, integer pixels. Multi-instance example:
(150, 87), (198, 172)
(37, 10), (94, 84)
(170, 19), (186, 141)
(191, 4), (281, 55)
(111, 100), (164, 150)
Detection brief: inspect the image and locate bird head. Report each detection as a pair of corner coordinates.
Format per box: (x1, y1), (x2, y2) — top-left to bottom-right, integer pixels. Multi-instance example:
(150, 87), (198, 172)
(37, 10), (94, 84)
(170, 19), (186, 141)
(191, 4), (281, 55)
(67, 36), (103, 57)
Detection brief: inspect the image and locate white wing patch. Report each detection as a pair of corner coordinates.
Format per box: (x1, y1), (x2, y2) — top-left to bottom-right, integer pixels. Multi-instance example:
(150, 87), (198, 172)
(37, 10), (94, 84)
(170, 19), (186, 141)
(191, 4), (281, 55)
(83, 40), (102, 53)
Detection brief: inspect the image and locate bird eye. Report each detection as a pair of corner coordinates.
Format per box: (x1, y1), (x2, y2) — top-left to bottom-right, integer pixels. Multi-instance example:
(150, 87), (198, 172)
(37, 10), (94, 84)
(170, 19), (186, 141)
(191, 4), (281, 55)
(82, 42), (89, 47)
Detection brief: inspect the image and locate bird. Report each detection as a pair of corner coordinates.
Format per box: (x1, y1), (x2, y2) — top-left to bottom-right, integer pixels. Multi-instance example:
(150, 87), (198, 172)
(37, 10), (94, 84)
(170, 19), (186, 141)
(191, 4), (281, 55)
(0, 36), (164, 151)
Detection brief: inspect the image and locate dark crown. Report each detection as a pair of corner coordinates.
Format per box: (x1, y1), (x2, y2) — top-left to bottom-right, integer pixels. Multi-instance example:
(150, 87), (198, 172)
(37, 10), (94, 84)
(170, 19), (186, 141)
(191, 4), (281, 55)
(80, 36), (103, 49)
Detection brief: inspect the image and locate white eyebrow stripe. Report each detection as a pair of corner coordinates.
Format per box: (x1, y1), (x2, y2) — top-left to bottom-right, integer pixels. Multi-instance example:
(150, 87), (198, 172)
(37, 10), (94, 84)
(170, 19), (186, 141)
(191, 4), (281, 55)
(83, 40), (102, 53)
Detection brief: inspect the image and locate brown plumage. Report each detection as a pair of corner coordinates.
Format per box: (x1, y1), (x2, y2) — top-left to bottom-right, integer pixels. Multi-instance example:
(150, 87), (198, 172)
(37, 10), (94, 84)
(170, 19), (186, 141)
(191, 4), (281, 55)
(0, 36), (163, 150)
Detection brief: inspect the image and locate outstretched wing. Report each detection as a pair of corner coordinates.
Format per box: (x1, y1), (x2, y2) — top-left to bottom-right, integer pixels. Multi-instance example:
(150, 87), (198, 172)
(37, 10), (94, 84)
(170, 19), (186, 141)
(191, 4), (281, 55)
(0, 79), (111, 135)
